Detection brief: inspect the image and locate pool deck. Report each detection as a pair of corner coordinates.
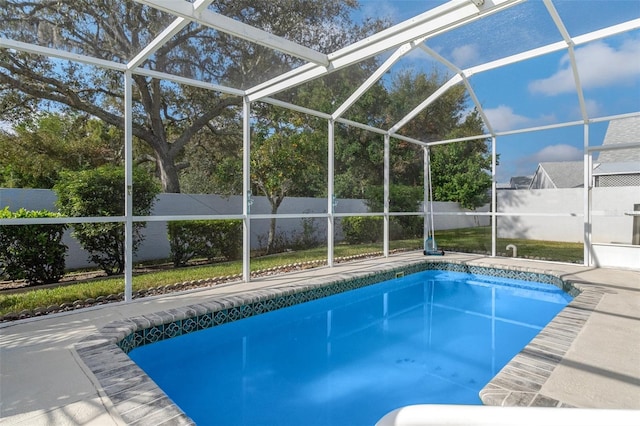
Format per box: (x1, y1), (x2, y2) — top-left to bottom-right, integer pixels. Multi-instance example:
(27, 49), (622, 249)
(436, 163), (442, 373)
(1, 252), (639, 425)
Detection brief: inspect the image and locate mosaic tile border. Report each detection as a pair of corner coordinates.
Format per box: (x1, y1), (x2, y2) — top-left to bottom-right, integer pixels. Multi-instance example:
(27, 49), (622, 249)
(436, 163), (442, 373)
(114, 261), (576, 355)
(74, 258), (595, 424)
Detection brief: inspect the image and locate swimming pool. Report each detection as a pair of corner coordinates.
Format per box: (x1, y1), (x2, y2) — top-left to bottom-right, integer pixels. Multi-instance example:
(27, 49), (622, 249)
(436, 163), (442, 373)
(128, 270), (571, 426)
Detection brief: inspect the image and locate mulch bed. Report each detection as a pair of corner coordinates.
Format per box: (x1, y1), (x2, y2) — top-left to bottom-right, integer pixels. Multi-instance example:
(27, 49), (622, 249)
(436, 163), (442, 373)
(0, 250), (409, 322)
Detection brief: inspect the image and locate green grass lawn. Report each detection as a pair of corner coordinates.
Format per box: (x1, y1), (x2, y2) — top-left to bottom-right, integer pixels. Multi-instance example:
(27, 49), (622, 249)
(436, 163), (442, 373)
(433, 227), (584, 263)
(0, 227), (583, 317)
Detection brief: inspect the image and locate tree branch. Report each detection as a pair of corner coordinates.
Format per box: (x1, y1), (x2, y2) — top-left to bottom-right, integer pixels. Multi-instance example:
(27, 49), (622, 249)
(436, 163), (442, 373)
(169, 95), (241, 157)
(0, 65), (150, 144)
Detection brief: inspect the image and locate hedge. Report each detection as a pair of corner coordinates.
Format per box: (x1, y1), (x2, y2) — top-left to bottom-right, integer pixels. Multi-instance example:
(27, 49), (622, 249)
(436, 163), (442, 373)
(168, 219), (242, 267)
(0, 207), (68, 284)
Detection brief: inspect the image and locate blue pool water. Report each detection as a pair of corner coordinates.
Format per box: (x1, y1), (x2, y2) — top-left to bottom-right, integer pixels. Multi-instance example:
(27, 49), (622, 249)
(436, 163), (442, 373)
(129, 270), (572, 426)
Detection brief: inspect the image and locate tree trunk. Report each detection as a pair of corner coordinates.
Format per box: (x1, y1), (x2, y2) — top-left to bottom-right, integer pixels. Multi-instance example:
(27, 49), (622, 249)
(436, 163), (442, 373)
(155, 148), (181, 193)
(267, 200), (280, 254)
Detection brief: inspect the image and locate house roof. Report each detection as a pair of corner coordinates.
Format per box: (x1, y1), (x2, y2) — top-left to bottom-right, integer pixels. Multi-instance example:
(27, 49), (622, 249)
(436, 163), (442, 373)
(536, 161), (584, 188)
(593, 161), (640, 176)
(597, 116), (640, 163)
(509, 176), (532, 189)
(527, 117), (640, 187)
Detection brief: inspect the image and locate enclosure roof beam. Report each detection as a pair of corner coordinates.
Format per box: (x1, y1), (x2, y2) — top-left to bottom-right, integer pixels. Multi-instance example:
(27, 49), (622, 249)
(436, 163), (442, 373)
(246, 0), (523, 102)
(135, 0), (329, 67)
(390, 133), (431, 147)
(388, 74), (464, 135)
(589, 111), (640, 125)
(466, 18), (640, 77)
(335, 117), (388, 136)
(260, 97), (398, 137)
(0, 38), (126, 71)
(128, 0), (214, 70)
(419, 43), (495, 135)
(331, 38), (426, 120)
(134, 68), (244, 96)
(543, 0), (588, 123)
(426, 133), (493, 147)
(260, 97), (332, 120)
(572, 18), (640, 45)
(495, 120), (585, 137)
(416, 112), (640, 146)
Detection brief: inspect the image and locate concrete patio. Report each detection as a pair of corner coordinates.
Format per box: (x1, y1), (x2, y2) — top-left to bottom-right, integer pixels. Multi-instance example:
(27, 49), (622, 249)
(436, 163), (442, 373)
(1, 252), (639, 425)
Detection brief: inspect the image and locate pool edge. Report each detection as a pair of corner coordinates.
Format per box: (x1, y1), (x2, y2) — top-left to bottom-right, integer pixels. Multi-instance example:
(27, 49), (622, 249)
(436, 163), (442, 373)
(74, 257), (588, 424)
(478, 282), (604, 407)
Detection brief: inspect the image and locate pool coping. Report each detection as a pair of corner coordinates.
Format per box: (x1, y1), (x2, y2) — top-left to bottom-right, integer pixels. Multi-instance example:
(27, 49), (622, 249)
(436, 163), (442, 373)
(74, 257), (600, 425)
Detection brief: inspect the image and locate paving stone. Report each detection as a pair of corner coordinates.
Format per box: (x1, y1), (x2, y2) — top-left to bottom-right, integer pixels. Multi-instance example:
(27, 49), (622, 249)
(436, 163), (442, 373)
(503, 391), (536, 406)
(526, 341), (568, 358)
(479, 390), (509, 406)
(500, 365), (549, 385)
(521, 347), (563, 364)
(119, 396), (175, 424)
(130, 404), (191, 426)
(530, 394), (561, 407)
(508, 358), (555, 376)
(491, 375), (542, 393)
(101, 373), (152, 395)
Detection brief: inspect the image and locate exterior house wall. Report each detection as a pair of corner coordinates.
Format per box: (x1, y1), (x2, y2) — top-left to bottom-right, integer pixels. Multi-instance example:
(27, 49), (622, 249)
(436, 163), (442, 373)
(528, 166), (554, 189)
(498, 187), (638, 244)
(595, 173), (640, 187)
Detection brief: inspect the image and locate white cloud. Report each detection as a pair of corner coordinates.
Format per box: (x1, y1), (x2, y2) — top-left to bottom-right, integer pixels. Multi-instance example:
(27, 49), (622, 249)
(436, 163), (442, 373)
(583, 98), (601, 117)
(404, 46), (428, 61)
(529, 38), (640, 96)
(483, 105), (555, 132)
(526, 144), (583, 163)
(564, 98), (601, 121)
(484, 105), (530, 131)
(451, 44), (479, 68)
(508, 144), (583, 179)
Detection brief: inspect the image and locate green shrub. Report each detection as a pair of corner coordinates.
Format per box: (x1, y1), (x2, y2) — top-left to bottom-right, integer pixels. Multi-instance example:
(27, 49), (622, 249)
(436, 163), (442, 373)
(168, 219), (242, 267)
(0, 207), (68, 284)
(365, 184), (424, 238)
(54, 165), (159, 275)
(293, 216), (322, 250)
(341, 216), (383, 244)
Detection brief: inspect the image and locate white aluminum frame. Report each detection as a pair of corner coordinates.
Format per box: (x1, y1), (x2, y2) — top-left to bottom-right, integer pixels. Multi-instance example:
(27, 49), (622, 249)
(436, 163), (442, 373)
(1, 0), (639, 301)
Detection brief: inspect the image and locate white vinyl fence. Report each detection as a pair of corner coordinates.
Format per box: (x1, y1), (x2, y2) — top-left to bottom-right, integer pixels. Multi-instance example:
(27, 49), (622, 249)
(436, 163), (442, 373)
(1, 189), (486, 269)
(3, 187), (637, 269)
(0, 189), (355, 268)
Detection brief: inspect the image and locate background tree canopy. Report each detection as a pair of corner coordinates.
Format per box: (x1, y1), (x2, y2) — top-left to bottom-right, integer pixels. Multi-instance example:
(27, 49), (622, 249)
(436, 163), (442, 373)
(0, 0), (379, 193)
(0, 0), (492, 217)
(0, 113), (123, 188)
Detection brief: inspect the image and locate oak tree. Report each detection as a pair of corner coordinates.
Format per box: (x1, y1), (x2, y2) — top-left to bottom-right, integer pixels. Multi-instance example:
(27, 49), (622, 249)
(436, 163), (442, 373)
(0, 0), (366, 192)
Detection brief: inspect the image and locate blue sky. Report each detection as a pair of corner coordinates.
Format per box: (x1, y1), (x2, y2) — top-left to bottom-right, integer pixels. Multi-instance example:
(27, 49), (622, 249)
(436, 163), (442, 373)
(354, 0), (640, 182)
(2, 1), (638, 184)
